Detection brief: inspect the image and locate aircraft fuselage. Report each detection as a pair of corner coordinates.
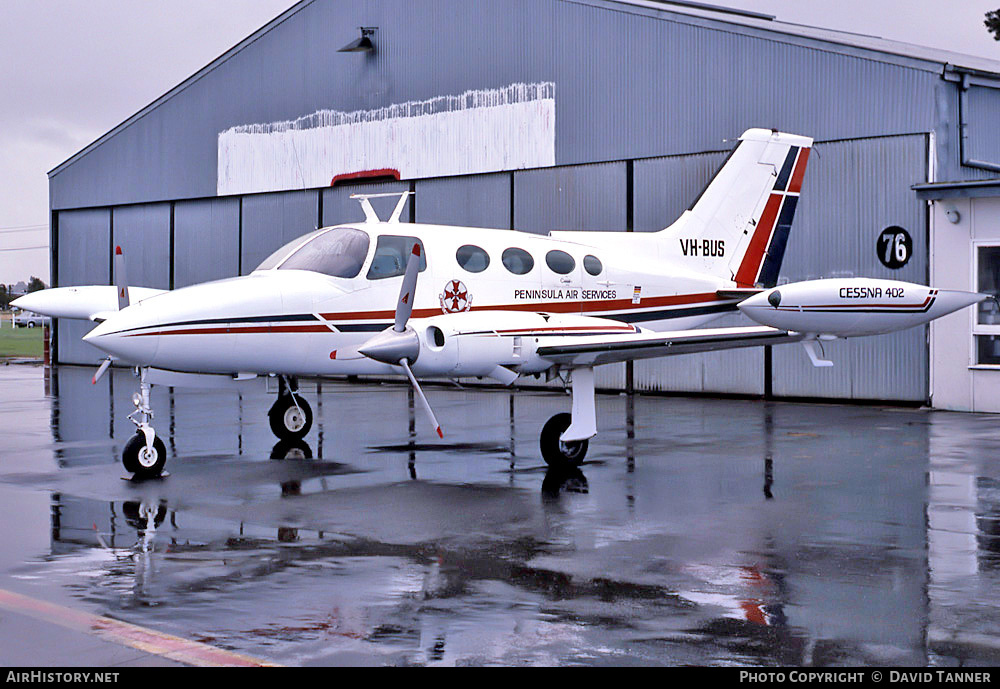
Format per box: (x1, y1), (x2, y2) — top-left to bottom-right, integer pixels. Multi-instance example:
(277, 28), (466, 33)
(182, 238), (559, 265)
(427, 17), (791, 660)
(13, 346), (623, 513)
(84, 222), (736, 377)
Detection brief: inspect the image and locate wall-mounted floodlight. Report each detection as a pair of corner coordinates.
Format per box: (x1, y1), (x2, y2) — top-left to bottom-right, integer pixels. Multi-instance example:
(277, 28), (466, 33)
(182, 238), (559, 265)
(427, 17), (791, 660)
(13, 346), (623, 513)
(338, 27), (377, 53)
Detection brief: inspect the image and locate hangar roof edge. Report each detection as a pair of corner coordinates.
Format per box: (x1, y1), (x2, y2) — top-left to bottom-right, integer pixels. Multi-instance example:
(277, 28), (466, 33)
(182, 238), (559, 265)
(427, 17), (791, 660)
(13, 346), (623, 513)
(49, 0), (1000, 179)
(605, 0), (1000, 75)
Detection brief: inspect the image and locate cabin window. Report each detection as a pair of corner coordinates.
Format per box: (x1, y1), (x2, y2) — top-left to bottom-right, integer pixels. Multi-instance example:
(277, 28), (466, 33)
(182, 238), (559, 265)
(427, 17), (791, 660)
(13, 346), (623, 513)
(545, 250), (576, 275)
(456, 245), (490, 273)
(366, 234), (427, 280)
(271, 227), (370, 278)
(502, 248), (534, 275)
(583, 255), (603, 276)
(975, 245), (1000, 365)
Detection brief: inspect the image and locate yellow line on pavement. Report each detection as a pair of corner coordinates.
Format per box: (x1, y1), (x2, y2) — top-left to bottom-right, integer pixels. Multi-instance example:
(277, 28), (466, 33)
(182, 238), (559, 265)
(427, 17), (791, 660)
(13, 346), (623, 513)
(0, 588), (281, 667)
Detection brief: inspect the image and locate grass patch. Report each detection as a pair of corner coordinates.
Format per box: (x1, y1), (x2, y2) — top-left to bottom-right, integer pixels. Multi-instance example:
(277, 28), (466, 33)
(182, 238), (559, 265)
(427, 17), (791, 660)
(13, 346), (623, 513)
(0, 320), (44, 358)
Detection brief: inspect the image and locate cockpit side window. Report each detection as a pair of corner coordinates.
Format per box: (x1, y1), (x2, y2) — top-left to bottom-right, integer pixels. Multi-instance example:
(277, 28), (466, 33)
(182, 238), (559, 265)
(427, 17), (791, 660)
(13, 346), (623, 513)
(275, 227), (371, 278)
(366, 235), (427, 280)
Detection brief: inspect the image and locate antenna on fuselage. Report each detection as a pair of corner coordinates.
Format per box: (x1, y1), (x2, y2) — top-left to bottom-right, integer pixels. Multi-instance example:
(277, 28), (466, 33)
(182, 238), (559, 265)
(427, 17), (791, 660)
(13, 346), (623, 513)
(349, 191), (413, 223)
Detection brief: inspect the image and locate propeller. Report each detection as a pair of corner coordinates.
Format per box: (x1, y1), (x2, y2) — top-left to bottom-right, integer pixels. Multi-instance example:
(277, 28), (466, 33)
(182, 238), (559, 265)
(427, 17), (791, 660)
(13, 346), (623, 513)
(114, 245), (129, 310)
(358, 243), (443, 438)
(93, 245), (128, 384)
(92, 356), (113, 385)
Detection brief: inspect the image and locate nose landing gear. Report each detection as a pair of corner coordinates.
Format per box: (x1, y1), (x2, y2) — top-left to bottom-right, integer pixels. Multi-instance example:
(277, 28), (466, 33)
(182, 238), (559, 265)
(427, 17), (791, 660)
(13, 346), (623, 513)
(122, 368), (167, 480)
(268, 376), (313, 440)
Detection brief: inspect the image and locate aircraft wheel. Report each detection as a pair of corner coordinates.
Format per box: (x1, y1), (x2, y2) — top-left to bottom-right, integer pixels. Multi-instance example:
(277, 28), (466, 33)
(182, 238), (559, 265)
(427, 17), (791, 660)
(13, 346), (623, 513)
(540, 412), (588, 468)
(269, 394), (312, 440)
(270, 438), (313, 460)
(123, 433), (167, 479)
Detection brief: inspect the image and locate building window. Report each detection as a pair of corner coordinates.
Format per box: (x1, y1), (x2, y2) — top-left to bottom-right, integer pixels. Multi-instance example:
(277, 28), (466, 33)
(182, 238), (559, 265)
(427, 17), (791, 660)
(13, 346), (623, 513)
(974, 245), (1000, 365)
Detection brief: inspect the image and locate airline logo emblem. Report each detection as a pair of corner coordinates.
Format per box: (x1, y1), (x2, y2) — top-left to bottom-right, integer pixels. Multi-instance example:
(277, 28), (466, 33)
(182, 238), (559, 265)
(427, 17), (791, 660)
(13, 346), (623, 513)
(440, 280), (472, 313)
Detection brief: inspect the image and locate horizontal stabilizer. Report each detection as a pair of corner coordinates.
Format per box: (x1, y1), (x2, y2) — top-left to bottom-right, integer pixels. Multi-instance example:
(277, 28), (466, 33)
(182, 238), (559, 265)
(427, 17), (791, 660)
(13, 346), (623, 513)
(717, 288), (764, 300)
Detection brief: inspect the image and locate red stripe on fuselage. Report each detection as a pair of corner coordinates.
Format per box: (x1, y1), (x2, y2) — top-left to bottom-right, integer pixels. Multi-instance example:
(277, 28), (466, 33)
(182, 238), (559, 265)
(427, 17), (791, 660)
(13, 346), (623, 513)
(118, 294), (730, 338)
(126, 324), (330, 337)
(486, 325), (638, 336)
(319, 292), (725, 321)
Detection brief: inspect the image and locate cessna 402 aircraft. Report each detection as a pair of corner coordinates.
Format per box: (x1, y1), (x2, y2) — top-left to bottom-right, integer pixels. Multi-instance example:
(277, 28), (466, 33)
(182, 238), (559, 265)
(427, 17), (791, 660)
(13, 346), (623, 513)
(15, 129), (988, 479)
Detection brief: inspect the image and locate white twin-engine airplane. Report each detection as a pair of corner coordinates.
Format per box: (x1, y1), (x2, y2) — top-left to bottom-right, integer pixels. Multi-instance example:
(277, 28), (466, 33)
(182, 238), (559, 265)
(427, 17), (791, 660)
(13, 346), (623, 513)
(16, 129), (988, 479)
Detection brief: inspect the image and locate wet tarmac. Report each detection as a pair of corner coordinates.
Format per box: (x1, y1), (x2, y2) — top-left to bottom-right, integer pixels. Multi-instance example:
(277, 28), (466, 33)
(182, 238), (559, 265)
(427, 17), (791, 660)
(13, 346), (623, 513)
(2, 362), (1000, 667)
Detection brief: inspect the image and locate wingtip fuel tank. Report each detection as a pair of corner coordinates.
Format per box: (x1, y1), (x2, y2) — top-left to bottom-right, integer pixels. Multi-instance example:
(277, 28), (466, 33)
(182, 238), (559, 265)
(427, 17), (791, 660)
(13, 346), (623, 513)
(738, 278), (988, 337)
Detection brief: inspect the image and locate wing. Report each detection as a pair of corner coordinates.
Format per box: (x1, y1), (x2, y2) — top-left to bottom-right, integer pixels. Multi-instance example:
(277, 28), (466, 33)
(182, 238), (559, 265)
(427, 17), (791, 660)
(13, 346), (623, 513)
(535, 325), (805, 367)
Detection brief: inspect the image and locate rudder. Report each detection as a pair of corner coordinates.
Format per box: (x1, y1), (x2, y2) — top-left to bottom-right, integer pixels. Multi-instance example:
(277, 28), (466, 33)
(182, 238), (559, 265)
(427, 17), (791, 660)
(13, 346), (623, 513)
(660, 129), (812, 288)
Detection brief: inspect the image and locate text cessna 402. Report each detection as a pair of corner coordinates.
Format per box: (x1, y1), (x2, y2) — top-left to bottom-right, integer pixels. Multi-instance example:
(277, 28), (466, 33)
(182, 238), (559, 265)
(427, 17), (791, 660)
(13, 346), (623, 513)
(15, 129), (988, 479)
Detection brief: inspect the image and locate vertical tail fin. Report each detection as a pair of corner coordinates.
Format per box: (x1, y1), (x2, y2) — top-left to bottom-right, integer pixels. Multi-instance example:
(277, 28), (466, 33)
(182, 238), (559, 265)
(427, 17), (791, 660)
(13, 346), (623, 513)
(660, 129), (812, 288)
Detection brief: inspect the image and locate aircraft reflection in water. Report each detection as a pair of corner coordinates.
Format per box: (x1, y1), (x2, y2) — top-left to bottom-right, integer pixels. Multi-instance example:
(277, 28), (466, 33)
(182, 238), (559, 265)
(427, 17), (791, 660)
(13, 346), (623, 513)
(21, 360), (1000, 664)
(16, 129), (988, 480)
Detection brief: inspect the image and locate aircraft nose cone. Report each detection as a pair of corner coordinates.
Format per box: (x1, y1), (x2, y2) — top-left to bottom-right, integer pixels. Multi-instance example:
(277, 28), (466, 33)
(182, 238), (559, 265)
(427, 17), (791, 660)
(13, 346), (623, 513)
(83, 314), (159, 366)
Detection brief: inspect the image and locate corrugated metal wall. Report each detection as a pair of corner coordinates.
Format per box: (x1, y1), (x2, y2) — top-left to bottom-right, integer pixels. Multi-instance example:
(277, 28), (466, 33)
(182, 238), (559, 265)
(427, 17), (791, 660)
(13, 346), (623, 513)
(112, 203), (171, 289)
(48, 0), (947, 211)
(240, 191), (318, 274)
(172, 197), (240, 288)
(415, 174), (510, 229)
(514, 161), (627, 233)
(55, 208), (110, 365)
(772, 134), (929, 400)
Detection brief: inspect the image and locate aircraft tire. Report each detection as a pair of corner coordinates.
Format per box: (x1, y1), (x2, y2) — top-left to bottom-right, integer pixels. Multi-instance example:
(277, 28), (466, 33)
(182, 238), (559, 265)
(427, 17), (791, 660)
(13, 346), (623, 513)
(540, 412), (588, 468)
(270, 438), (313, 460)
(122, 433), (167, 479)
(268, 395), (312, 440)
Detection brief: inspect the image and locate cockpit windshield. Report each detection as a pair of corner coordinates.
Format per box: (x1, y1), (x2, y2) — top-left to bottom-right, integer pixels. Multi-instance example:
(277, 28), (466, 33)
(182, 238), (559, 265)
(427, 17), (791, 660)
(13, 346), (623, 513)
(255, 227), (371, 279)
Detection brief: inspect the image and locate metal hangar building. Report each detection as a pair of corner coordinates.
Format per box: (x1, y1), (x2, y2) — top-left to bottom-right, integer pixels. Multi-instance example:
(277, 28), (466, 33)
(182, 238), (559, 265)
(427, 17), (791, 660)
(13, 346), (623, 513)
(47, 0), (1000, 409)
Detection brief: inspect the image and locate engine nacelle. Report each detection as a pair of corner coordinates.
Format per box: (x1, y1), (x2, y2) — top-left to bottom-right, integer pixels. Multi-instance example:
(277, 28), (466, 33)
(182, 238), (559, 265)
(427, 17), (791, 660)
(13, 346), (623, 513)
(738, 278), (988, 337)
(400, 311), (639, 379)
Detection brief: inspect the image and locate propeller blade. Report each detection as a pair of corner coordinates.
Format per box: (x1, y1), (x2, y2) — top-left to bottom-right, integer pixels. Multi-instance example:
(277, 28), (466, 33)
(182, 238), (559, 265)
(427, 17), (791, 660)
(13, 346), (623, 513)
(92, 356), (113, 385)
(114, 246), (129, 310)
(394, 243), (421, 333)
(400, 358), (443, 439)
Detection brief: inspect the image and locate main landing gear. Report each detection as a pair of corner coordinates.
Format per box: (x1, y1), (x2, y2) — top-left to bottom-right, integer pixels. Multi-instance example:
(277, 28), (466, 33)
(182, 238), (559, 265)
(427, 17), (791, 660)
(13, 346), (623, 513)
(540, 413), (589, 467)
(122, 368), (167, 480)
(539, 367), (596, 469)
(268, 376), (313, 440)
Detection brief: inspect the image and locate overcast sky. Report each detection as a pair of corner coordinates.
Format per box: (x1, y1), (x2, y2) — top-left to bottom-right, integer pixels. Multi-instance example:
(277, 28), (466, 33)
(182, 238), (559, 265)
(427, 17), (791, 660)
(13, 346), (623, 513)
(1, 0), (998, 287)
